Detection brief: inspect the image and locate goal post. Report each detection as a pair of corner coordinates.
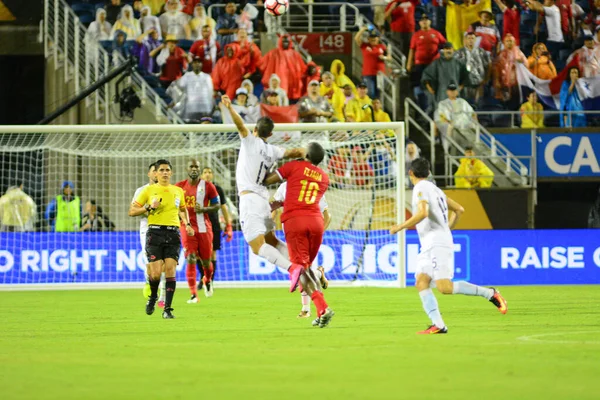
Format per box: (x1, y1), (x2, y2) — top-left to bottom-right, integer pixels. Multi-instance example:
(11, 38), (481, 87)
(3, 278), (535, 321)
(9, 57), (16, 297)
(0, 122), (406, 290)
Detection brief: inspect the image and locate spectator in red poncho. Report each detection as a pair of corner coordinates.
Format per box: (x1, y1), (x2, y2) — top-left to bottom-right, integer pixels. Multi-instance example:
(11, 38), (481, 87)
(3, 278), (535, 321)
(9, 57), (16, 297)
(235, 28), (262, 79)
(157, 34), (188, 88)
(189, 24), (220, 74)
(259, 34), (307, 101)
(351, 146), (374, 187)
(302, 61), (321, 96)
(493, 0), (521, 45)
(385, 0), (420, 57)
(212, 43), (244, 98)
(180, 0), (201, 16)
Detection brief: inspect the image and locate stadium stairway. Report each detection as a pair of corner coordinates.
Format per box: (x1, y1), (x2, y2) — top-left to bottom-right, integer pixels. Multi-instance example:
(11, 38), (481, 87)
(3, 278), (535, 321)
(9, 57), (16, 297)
(404, 98), (529, 187)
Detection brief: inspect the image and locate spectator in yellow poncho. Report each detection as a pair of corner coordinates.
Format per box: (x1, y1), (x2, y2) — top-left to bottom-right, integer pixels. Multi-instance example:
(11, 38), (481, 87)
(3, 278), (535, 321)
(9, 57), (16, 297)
(320, 71), (345, 121)
(454, 147), (494, 188)
(345, 82), (372, 122)
(520, 91), (545, 128)
(331, 59), (357, 96)
(361, 98), (396, 136)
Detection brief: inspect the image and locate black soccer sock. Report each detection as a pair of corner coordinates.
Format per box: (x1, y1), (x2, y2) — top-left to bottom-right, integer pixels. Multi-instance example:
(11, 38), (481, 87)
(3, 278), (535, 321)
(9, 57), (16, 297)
(212, 260), (217, 274)
(197, 264), (204, 280)
(149, 279), (160, 298)
(165, 277), (176, 308)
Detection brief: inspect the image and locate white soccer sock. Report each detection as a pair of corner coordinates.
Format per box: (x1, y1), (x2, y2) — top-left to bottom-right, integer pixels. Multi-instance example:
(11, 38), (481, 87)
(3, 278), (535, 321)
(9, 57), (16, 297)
(158, 272), (166, 301)
(452, 281), (493, 300)
(258, 243), (292, 270)
(419, 289), (446, 329)
(301, 291), (310, 312)
(275, 239), (289, 260)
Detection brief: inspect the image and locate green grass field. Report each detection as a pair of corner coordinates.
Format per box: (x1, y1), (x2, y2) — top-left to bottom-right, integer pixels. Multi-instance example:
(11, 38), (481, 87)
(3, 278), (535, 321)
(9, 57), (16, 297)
(1, 286), (599, 399)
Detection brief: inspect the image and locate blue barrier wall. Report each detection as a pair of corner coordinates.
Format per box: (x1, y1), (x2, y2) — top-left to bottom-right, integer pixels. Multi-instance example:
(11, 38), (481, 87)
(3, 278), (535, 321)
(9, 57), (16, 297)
(1, 230), (599, 286)
(494, 133), (600, 178)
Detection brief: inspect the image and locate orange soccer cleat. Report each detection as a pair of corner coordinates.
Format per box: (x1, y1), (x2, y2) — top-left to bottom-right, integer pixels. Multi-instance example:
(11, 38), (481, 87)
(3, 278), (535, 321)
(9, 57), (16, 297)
(417, 325), (448, 335)
(489, 288), (508, 314)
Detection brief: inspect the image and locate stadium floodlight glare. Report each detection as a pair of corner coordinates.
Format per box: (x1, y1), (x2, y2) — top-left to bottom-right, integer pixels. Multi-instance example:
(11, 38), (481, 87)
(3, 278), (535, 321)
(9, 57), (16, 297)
(0, 122), (406, 290)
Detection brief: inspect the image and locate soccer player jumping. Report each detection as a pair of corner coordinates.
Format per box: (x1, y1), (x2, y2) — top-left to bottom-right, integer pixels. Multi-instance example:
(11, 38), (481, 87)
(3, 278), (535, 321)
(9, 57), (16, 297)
(389, 158), (507, 334)
(176, 159), (220, 303)
(271, 182), (331, 318)
(222, 95), (306, 292)
(265, 142), (335, 328)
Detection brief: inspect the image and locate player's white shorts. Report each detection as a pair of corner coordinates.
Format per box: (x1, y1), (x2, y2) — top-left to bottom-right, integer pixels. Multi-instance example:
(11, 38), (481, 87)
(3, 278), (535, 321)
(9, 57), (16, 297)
(415, 246), (454, 281)
(239, 192), (275, 242)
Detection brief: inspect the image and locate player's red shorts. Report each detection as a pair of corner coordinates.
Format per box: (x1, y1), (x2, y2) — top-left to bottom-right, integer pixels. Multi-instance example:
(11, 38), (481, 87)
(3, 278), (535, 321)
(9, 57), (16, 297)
(181, 229), (213, 260)
(283, 215), (324, 269)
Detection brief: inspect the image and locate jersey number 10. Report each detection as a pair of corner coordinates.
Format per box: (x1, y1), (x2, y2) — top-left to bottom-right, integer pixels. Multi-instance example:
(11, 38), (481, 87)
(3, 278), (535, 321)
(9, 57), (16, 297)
(298, 180), (319, 204)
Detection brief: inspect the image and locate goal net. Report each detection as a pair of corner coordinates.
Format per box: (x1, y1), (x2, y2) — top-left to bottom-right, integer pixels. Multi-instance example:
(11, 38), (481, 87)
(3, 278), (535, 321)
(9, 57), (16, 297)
(0, 122), (407, 289)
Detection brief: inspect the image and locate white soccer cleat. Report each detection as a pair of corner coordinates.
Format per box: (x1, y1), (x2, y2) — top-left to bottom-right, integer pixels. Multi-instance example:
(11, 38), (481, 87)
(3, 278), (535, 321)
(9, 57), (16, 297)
(187, 294), (198, 304)
(204, 280), (213, 298)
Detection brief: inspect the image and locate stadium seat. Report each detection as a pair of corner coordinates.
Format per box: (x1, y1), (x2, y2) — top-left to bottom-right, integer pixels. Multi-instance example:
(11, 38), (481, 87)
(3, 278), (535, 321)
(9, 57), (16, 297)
(178, 40), (194, 52)
(70, 3), (95, 15)
(545, 112), (560, 127)
(78, 13), (94, 26)
(99, 40), (113, 52)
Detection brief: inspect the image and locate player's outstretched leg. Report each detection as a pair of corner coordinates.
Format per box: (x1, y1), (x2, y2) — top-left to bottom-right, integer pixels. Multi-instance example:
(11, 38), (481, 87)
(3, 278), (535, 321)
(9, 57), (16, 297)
(252, 234), (303, 292)
(186, 259), (198, 304)
(416, 274), (447, 334)
(441, 280), (508, 314)
(298, 291), (311, 318)
(314, 266), (328, 289)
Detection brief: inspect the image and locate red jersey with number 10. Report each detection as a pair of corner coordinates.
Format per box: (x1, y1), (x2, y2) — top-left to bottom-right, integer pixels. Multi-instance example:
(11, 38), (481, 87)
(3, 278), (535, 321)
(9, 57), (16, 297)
(175, 179), (219, 233)
(276, 160), (329, 224)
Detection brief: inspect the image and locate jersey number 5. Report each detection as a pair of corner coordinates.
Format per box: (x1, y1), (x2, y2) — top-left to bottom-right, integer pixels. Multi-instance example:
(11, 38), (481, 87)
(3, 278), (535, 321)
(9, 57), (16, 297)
(298, 180), (319, 204)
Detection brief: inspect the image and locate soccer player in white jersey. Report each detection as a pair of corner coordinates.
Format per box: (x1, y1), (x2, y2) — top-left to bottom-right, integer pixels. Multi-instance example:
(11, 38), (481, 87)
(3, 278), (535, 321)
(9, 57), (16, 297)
(389, 158), (508, 334)
(135, 163), (166, 307)
(271, 182), (331, 318)
(221, 95), (307, 291)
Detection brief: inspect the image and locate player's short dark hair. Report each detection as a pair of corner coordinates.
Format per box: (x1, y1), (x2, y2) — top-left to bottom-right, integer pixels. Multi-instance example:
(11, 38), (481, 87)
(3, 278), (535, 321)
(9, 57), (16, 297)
(256, 116), (274, 138)
(465, 146), (474, 152)
(148, 162), (155, 171)
(410, 158), (431, 178)
(155, 159), (172, 170)
(306, 142), (325, 165)
(202, 166), (212, 173)
(465, 32), (476, 37)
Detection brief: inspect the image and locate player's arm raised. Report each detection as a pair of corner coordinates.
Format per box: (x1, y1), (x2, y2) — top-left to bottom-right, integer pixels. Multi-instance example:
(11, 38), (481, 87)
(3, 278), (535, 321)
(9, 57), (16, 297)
(389, 200), (429, 234)
(221, 95), (249, 138)
(446, 197), (464, 230)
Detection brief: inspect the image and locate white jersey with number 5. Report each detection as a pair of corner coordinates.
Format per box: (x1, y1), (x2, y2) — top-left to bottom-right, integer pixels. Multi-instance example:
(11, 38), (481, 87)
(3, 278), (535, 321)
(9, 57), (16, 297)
(412, 180), (453, 251)
(236, 133), (286, 200)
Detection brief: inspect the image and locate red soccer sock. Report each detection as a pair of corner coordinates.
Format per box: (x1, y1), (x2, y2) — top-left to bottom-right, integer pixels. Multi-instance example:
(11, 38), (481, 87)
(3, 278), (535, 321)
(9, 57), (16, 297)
(186, 263), (197, 296)
(203, 265), (214, 282)
(311, 291), (329, 317)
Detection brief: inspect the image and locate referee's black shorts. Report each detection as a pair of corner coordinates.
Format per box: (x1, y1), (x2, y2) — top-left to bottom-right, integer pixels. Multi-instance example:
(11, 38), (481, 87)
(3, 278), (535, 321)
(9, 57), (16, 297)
(146, 225), (181, 262)
(209, 214), (221, 251)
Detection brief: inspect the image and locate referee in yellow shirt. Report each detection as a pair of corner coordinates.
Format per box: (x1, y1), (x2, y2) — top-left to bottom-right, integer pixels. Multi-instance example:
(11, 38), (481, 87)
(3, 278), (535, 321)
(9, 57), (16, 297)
(130, 159), (194, 319)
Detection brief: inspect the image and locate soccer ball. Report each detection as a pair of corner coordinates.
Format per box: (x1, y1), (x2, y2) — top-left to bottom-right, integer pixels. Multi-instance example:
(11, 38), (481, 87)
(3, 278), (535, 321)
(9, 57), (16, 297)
(265, 0), (288, 17)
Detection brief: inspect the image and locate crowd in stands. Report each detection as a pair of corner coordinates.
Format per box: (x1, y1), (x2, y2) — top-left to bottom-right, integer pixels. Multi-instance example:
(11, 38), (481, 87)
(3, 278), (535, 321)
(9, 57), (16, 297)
(381, 0), (600, 131)
(71, 0), (600, 188)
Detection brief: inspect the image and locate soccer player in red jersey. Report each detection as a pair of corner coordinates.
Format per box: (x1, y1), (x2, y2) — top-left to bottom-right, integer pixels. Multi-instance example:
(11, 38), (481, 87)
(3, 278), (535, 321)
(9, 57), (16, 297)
(175, 159), (221, 302)
(264, 142), (335, 328)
